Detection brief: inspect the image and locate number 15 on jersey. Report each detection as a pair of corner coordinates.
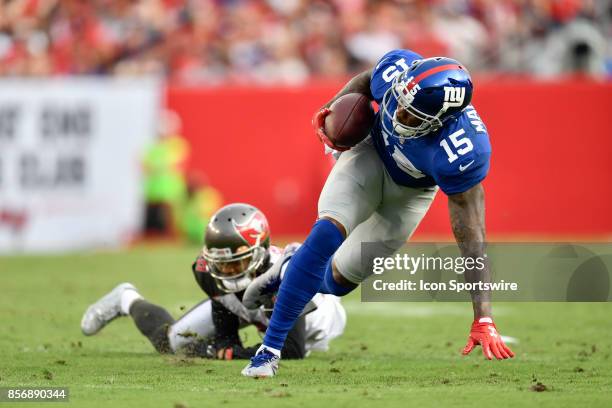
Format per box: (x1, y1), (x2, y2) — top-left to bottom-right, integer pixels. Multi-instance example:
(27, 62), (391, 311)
(440, 129), (473, 163)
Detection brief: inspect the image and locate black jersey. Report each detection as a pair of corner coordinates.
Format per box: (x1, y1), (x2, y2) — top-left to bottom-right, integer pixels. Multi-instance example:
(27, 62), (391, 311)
(191, 245), (305, 359)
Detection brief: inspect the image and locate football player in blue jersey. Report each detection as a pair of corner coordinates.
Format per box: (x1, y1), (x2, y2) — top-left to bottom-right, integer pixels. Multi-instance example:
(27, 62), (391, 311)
(242, 50), (515, 377)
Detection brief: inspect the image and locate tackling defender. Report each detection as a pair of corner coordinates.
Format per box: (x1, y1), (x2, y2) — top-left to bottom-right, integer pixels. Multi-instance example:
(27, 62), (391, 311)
(81, 203), (345, 360)
(242, 50), (515, 377)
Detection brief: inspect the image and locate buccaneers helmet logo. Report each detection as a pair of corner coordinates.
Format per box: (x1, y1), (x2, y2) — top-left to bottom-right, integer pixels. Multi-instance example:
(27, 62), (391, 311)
(232, 212), (269, 246)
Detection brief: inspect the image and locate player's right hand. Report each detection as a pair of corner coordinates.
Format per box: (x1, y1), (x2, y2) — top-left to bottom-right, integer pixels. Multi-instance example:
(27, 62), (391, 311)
(312, 108), (350, 152)
(462, 317), (515, 360)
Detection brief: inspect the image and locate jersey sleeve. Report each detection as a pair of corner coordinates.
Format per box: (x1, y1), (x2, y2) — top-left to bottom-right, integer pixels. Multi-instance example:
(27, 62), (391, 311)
(192, 255), (225, 298)
(433, 128), (492, 195)
(370, 49), (423, 104)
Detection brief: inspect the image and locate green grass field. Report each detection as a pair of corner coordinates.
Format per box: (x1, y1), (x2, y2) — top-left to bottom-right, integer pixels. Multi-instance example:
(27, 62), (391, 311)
(1, 245), (611, 408)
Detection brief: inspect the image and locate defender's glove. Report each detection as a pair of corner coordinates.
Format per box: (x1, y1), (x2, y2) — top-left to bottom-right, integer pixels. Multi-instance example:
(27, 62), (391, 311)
(208, 345), (234, 360)
(462, 317), (515, 360)
(207, 344), (262, 360)
(312, 108), (350, 152)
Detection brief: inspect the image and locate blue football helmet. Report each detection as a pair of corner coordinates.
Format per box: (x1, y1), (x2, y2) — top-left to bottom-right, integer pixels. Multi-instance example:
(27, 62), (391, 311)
(381, 57), (473, 139)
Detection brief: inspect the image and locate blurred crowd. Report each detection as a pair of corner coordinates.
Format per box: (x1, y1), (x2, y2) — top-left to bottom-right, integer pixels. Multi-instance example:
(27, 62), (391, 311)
(1, 0), (610, 82)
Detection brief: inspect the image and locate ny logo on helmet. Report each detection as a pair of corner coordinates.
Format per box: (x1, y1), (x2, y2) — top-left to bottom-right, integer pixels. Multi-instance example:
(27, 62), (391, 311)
(443, 86), (466, 107)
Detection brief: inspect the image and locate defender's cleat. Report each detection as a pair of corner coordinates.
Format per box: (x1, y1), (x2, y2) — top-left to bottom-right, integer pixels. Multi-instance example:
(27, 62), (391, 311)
(81, 283), (138, 336)
(241, 348), (280, 378)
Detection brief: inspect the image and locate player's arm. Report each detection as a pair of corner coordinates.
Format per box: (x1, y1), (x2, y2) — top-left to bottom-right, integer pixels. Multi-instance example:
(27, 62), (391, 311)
(448, 183), (490, 318)
(205, 298), (245, 360)
(211, 299), (242, 348)
(448, 183), (514, 360)
(313, 69), (373, 151)
(321, 69), (374, 109)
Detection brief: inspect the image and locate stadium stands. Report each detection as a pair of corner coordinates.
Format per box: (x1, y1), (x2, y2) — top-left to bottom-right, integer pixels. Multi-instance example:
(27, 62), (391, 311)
(0, 0), (609, 81)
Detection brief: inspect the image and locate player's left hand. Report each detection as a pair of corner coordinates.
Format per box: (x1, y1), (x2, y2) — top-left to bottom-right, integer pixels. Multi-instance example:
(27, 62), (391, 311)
(312, 108), (350, 152)
(462, 317), (515, 360)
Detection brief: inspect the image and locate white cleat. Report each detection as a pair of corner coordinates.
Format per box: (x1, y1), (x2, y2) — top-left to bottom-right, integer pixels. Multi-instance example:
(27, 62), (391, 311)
(81, 283), (137, 336)
(241, 348), (280, 378)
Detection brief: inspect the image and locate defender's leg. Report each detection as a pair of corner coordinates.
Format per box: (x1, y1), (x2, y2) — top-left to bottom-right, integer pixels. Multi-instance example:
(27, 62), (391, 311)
(131, 299), (216, 355)
(81, 282), (209, 355)
(81, 283), (142, 336)
(129, 300), (176, 353)
(167, 300), (215, 353)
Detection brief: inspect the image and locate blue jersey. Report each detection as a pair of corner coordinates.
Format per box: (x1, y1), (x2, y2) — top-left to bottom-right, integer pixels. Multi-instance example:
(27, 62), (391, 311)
(369, 49), (491, 195)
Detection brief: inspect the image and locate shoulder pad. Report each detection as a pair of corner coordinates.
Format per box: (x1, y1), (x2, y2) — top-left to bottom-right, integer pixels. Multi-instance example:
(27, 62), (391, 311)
(193, 253), (209, 273)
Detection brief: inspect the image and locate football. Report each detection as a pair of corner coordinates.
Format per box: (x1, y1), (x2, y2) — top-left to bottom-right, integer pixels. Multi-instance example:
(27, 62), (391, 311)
(324, 93), (375, 149)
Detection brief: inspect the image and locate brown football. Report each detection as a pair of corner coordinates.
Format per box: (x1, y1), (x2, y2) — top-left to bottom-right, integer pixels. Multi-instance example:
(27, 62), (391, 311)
(324, 93), (375, 149)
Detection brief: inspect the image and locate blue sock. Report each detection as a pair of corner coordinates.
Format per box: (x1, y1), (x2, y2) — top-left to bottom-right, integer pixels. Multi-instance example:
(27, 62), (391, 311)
(263, 219), (344, 351)
(319, 258), (356, 296)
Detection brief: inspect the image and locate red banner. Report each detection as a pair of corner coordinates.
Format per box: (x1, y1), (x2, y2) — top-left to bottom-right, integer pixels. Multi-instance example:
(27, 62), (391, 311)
(167, 80), (612, 238)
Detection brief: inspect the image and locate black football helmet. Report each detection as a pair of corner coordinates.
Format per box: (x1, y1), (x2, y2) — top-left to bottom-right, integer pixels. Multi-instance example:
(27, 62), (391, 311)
(202, 203), (271, 293)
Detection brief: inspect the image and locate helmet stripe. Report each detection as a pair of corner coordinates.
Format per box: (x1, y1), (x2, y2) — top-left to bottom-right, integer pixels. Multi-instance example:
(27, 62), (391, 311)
(406, 64), (463, 91)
